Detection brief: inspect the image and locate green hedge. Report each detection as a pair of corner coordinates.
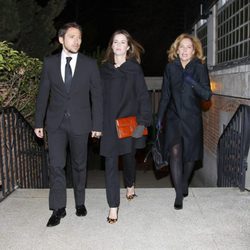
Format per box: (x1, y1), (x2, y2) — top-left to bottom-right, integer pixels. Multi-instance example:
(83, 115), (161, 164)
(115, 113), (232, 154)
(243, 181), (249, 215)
(0, 41), (42, 124)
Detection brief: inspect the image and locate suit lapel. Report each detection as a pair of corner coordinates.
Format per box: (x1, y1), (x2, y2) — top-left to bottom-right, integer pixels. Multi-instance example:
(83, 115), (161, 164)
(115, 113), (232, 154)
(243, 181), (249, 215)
(54, 53), (64, 85)
(69, 54), (82, 93)
(56, 53), (65, 84)
(73, 54), (81, 79)
(54, 53), (69, 94)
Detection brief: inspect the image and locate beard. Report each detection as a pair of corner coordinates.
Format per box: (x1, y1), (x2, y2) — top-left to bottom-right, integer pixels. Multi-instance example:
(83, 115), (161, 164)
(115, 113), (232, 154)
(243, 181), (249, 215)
(64, 44), (80, 54)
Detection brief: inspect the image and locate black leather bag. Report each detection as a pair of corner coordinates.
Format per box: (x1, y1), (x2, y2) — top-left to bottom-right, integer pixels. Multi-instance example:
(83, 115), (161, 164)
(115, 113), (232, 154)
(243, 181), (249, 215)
(144, 129), (168, 170)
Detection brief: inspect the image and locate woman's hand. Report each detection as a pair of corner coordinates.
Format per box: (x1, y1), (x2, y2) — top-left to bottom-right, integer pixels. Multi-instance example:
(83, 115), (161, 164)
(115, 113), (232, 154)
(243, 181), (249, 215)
(183, 71), (197, 87)
(132, 125), (145, 138)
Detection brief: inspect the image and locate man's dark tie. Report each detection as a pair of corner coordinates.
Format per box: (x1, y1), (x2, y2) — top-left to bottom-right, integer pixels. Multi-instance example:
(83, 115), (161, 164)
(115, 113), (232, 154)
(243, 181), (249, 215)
(65, 57), (72, 93)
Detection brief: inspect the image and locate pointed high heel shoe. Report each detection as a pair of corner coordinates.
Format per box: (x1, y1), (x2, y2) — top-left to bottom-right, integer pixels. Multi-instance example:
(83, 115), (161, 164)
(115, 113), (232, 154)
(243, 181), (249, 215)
(107, 208), (118, 224)
(107, 217), (118, 224)
(174, 202), (183, 210)
(126, 193), (137, 200)
(126, 186), (137, 200)
(174, 197), (183, 210)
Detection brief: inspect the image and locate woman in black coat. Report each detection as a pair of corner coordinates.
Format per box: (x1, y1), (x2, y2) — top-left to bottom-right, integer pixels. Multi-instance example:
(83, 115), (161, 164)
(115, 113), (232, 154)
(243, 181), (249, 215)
(157, 33), (212, 210)
(100, 30), (151, 223)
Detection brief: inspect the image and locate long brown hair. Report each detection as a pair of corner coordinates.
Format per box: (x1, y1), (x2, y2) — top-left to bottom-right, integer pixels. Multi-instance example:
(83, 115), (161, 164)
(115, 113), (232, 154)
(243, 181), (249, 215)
(167, 33), (206, 64)
(102, 29), (144, 64)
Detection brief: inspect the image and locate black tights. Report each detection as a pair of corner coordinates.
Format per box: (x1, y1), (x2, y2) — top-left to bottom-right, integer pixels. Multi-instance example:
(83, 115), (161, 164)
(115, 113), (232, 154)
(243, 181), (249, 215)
(183, 161), (195, 195)
(169, 143), (194, 204)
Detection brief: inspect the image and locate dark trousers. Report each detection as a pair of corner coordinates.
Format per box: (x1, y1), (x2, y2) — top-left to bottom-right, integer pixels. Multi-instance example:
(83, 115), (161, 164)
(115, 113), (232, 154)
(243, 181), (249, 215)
(105, 151), (136, 207)
(47, 117), (89, 210)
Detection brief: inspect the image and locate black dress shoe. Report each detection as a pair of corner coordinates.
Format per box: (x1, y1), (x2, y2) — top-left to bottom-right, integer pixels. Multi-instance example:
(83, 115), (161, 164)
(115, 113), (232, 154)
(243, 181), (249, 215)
(183, 192), (188, 198)
(46, 208), (66, 227)
(76, 205), (87, 216)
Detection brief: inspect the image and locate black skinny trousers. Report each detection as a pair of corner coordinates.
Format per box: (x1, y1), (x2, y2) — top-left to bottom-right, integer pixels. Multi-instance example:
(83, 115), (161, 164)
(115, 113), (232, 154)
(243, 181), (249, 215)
(105, 151), (136, 207)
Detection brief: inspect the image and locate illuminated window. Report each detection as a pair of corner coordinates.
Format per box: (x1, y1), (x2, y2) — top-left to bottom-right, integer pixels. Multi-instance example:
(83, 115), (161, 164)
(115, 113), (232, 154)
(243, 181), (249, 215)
(217, 0), (250, 64)
(197, 24), (208, 58)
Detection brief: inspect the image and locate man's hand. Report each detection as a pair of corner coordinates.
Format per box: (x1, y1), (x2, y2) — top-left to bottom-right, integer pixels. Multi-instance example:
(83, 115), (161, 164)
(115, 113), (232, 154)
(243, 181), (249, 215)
(34, 128), (44, 138)
(91, 131), (102, 138)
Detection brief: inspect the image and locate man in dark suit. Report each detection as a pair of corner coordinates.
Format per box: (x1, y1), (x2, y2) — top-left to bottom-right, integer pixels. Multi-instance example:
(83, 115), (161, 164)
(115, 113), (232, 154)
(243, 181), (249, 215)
(34, 22), (102, 227)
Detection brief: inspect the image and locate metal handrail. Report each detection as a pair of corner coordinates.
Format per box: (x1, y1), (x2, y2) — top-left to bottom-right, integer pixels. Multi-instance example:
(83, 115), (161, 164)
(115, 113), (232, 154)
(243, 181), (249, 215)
(217, 104), (250, 191)
(0, 107), (48, 201)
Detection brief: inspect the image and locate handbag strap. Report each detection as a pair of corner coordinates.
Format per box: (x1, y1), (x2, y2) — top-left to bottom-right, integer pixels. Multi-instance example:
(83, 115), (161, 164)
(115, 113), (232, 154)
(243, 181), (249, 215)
(143, 128), (161, 163)
(155, 129), (162, 148)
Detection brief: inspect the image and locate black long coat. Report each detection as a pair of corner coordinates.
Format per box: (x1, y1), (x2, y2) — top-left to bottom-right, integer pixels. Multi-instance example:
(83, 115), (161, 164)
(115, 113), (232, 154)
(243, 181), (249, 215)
(158, 58), (212, 162)
(100, 59), (152, 157)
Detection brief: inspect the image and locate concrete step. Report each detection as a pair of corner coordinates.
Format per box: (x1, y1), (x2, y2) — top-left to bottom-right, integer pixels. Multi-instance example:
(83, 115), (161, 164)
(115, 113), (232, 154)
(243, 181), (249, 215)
(0, 188), (250, 250)
(86, 169), (171, 188)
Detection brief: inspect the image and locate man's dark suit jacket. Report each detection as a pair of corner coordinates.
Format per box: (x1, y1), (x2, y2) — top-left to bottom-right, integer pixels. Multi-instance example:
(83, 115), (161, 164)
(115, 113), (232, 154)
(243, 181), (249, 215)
(35, 53), (103, 134)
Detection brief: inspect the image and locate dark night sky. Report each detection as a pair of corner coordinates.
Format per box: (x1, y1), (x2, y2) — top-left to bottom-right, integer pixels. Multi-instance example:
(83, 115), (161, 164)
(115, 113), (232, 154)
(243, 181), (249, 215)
(37, 0), (212, 75)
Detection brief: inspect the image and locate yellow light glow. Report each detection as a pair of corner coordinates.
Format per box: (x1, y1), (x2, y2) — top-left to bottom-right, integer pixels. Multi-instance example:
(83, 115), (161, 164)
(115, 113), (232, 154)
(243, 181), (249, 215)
(210, 80), (221, 92)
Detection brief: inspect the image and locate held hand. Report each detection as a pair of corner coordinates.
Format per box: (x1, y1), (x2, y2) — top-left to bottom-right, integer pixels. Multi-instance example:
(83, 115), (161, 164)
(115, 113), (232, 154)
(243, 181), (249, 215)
(91, 131), (102, 138)
(34, 128), (44, 138)
(132, 125), (145, 138)
(183, 71), (197, 86)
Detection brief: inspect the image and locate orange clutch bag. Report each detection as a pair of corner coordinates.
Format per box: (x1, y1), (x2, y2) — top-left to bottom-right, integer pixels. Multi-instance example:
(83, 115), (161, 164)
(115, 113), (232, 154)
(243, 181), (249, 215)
(115, 116), (148, 139)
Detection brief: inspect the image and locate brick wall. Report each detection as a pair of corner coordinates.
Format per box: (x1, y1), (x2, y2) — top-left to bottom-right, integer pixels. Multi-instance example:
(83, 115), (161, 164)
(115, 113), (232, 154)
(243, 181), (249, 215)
(193, 63), (250, 187)
(203, 95), (250, 155)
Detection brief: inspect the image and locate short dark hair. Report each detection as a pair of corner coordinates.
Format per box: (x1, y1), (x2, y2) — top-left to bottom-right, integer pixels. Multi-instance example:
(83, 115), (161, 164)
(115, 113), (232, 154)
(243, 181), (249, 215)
(58, 22), (82, 37)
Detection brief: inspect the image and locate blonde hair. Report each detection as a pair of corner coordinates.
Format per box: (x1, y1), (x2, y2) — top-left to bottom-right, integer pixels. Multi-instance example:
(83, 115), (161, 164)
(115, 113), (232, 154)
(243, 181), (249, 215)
(102, 29), (144, 64)
(167, 33), (206, 64)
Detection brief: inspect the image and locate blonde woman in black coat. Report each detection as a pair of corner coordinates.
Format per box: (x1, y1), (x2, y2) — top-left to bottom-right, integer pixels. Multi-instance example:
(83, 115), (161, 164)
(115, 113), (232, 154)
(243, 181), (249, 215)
(100, 30), (151, 223)
(157, 33), (212, 210)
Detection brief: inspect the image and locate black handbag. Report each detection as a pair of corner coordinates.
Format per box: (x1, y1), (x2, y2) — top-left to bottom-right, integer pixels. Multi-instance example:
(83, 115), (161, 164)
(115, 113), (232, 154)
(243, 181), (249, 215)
(144, 129), (168, 170)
